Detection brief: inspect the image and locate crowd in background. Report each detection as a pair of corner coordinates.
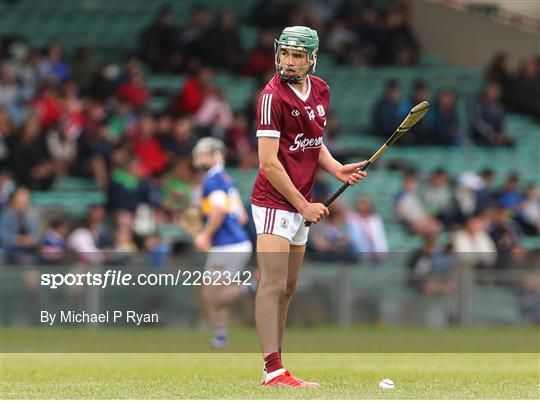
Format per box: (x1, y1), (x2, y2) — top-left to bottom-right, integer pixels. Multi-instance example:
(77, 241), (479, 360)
(139, 0), (420, 75)
(371, 57), (539, 147)
(0, 0), (539, 321)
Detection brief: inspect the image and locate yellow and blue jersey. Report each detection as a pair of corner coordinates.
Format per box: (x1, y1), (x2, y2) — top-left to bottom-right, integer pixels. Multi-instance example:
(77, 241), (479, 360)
(200, 166), (249, 246)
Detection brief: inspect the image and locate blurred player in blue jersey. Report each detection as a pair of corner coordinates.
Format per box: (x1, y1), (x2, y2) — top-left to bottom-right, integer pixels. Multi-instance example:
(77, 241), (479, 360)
(192, 137), (255, 348)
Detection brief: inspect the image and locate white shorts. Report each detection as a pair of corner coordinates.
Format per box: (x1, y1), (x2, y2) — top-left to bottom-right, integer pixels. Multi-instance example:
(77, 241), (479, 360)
(204, 240), (253, 274)
(251, 204), (310, 246)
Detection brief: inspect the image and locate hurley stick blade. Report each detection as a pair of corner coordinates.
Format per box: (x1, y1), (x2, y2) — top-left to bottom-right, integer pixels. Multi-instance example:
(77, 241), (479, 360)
(305, 101), (430, 227)
(387, 101), (430, 146)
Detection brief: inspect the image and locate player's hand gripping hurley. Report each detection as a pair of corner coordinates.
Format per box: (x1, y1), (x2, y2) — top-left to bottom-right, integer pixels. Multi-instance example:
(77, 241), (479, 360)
(305, 101), (430, 227)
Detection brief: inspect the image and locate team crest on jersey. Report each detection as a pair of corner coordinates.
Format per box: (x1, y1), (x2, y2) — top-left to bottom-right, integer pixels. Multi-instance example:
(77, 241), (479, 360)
(280, 217), (289, 229)
(304, 106), (316, 121)
(291, 109), (300, 117)
(316, 105), (325, 116)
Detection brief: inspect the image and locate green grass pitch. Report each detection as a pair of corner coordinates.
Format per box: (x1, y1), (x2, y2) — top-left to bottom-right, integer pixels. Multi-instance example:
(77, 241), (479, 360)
(1, 328), (539, 399)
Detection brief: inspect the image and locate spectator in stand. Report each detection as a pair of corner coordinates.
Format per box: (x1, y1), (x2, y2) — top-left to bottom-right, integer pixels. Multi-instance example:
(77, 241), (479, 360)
(139, 5), (181, 73)
(288, 2), (326, 33)
(355, 8), (384, 66)
(39, 42), (70, 83)
(311, 169), (331, 204)
(433, 89), (462, 146)
(113, 225), (138, 251)
(486, 205), (523, 269)
(107, 100), (136, 144)
(372, 79), (405, 139)
(60, 80), (85, 139)
(0, 64), (25, 121)
(0, 171), (15, 209)
(7, 113), (55, 190)
(160, 116), (196, 159)
(308, 202), (357, 262)
(326, 19), (360, 65)
(18, 49), (43, 103)
(250, 0), (293, 29)
(484, 52), (513, 105)
(195, 88), (234, 139)
(90, 62), (121, 99)
(325, 114), (343, 154)
(0, 186), (39, 264)
(476, 168), (497, 213)
(204, 8), (243, 73)
(516, 184), (540, 235)
(169, 67), (214, 115)
(407, 235), (457, 296)
(32, 83), (63, 130)
(454, 171), (483, 223)
(509, 56), (540, 117)
(403, 80), (434, 145)
(0, 108), (14, 171)
(244, 88), (261, 133)
(497, 172), (524, 211)
(323, 112), (353, 159)
(453, 214), (496, 269)
(156, 113), (174, 139)
(67, 205), (107, 265)
(161, 157), (193, 221)
(423, 168), (454, 229)
(117, 70), (150, 109)
(46, 117), (78, 177)
(179, 5), (213, 69)
(395, 171), (442, 236)
(381, 8), (419, 66)
(243, 29), (276, 77)
(145, 233), (170, 269)
(108, 157), (156, 215)
(74, 119), (112, 190)
(132, 112), (167, 176)
(226, 112), (256, 168)
(71, 46), (98, 95)
(471, 83), (514, 147)
(40, 218), (70, 263)
(347, 195), (388, 262)
(108, 225), (138, 264)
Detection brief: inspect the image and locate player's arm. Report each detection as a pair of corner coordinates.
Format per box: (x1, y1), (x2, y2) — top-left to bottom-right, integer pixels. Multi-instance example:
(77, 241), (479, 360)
(194, 191), (227, 251)
(318, 143), (343, 177)
(318, 143), (368, 185)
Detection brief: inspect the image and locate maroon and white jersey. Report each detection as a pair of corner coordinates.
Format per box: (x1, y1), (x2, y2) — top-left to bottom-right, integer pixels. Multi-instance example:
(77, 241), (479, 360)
(251, 73), (330, 212)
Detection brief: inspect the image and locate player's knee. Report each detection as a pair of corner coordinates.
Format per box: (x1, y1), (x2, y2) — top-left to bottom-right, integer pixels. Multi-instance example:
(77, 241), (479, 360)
(259, 280), (287, 298)
(284, 283), (297, 299)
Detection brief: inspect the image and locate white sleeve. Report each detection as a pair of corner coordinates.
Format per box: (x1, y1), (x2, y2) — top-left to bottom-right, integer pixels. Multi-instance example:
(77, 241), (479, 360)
(208, 190), (228, 209)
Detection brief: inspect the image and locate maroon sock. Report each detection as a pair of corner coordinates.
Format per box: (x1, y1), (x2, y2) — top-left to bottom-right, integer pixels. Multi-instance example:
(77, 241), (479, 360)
(264, 352), (283, 374)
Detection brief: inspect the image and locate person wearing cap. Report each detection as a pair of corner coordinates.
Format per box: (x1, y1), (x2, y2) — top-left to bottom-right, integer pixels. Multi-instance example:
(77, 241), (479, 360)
(192, 137), (255, 349)
(251, 26), (368, 387)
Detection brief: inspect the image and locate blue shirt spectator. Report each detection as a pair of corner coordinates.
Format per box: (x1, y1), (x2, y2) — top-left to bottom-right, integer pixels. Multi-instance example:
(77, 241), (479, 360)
(433, 90), (462, 146)
(0, 187), (39, 263)
(471, 83), (514, 147)
(40, 219), (70, 263)
(372, 79), (406, 139)
(498, 173), (524, 210)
